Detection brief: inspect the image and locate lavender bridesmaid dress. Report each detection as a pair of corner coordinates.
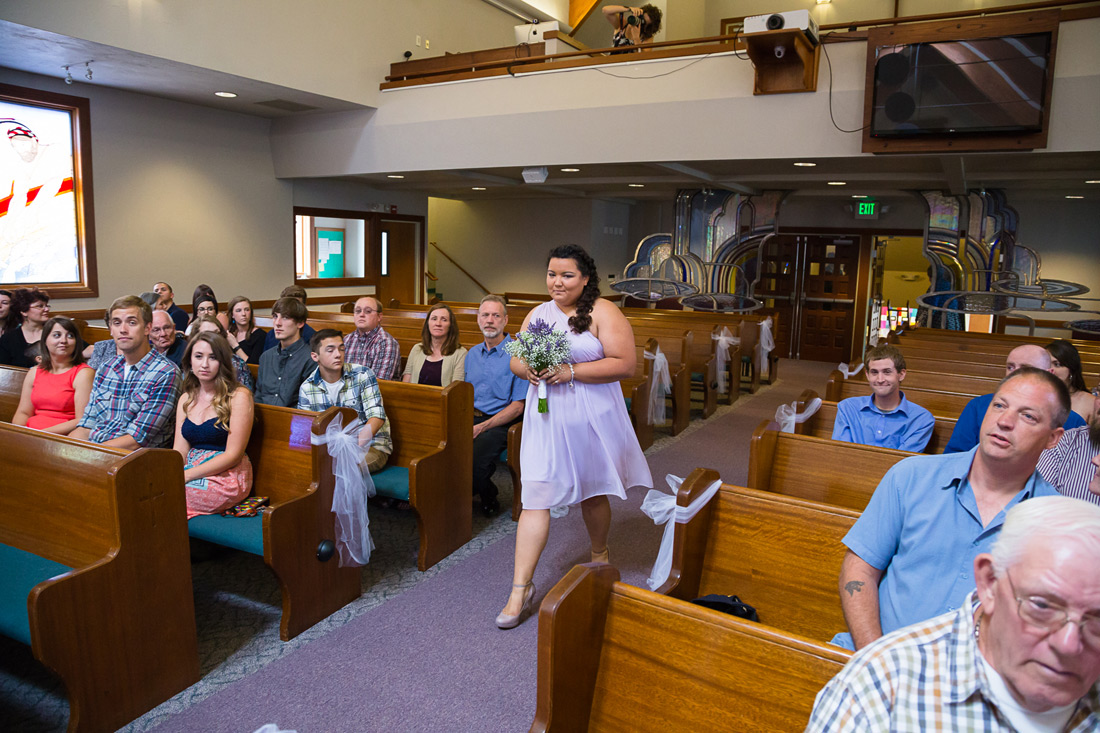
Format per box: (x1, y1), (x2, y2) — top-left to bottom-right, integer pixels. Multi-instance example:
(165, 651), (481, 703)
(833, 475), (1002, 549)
(518, 300), (653, 509)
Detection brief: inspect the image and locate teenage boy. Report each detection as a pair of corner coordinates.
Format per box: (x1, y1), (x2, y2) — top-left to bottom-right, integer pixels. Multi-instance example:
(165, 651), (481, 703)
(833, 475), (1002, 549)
(255, 296), (314, 406)
(262, 285), (316, 353)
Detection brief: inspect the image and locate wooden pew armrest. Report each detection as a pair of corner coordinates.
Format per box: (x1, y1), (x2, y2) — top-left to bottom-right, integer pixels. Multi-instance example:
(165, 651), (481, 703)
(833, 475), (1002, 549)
(653, 467), (721, 599)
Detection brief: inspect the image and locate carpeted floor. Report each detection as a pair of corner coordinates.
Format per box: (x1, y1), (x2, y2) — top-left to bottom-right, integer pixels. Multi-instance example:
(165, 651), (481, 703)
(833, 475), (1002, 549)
(0, 358), (835, 732)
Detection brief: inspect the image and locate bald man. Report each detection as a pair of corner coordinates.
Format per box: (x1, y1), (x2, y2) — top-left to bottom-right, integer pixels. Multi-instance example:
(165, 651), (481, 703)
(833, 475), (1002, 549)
(944, 344), (1087, 453)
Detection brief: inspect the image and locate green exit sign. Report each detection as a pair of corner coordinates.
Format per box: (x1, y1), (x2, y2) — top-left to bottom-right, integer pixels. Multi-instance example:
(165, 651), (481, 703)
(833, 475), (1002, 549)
(855, 200), (879, 219)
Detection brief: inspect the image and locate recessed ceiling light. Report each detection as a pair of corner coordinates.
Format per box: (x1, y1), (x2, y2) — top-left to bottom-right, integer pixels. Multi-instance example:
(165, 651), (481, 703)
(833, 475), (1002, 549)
(471, 186), (486, 191)
(628, 183), (645, 188)
(851, 194), (868, 199)
(827, 181), (846, 186)
(1086, 180), (1100, 184)
(561, 168), (580, 172)
(387, 175), (405, 179)
(793, 162), (816, 167)
(1065, 195), (1084, 199)
(214, 91), (237, 98)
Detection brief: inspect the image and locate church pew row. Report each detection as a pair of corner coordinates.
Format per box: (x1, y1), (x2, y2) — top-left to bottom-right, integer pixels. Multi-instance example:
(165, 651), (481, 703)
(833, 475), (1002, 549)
(0, 422), (199, 733)
(622, 342), (655, 451)
(748, 420), (915, 511)
(530, 563), (849, 732)
(792, 389), (957, 454)
(890, 332), (1100, 368)
(825, 370), (974, 418)
(0, 364), (23, 421)
(628, 321), (726, 417)
(657, 468), (858, 645)
(896, 341), (1100, 374)
(891, 327), (1100, 355)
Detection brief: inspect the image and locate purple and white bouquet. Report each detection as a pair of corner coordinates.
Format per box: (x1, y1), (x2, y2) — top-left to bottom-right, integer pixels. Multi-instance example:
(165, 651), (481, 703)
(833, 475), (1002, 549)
(506, 318), (572, 413)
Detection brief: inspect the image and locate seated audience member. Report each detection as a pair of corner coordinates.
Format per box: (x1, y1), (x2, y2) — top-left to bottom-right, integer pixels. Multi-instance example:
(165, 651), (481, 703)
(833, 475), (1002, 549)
(263, 285), (316, 352)
(602, 4), (662, 47)
(808, 495), (1100, 731)
(84, 311), (123, 370)
(831, 344), (934, 452)
(403, 303), (467, 386)
(343, 296), (400, 380)
(154, 281), (189, 331)
(1038, 387), (1100, 506)
(0, 287), (50, 367)
(465, 295), (525, 517)
(173, 331), (254, 519)
(150, 309), (187, 366)
(190, 284), (230, 331)
(945, 344), (1086, 453)
(0, 288), (14, 336)
(1048, 339), (1096, 424)
(186, 292), (219, 336)
(191, 316), (255, 391)
(254, 296), (314, 406)
(12, 316), (94, 434)
(70, 295), (182, 449)
(226, 296), (267, 365)
(835, 367), (1067, 651)
(298, 329), (392, 474)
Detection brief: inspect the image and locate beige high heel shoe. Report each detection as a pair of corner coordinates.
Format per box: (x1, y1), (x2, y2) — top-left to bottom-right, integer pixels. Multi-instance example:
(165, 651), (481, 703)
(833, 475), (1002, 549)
(591, 547), (610, 564)
(495, 582), (536, 630)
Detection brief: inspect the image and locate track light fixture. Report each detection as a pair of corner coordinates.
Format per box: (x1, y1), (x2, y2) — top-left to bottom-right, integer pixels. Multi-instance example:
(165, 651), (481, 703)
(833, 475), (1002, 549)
(85, 62), (93, 81)
(61, 60), (94, 85)
(63, 65), (73, 85)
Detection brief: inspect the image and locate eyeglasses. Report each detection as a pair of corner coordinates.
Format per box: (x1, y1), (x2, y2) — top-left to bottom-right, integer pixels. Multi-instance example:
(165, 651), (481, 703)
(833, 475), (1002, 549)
(28, 302), (49, 310)
(354, 308), (377, 315)
(1005, 571), (1100, 646)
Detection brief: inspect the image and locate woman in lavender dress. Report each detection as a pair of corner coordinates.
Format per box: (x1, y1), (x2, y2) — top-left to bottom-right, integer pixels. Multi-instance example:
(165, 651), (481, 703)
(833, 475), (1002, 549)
(496, 245), (652, 629)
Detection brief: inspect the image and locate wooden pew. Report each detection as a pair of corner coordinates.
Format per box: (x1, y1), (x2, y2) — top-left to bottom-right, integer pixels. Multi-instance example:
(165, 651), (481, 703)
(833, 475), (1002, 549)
(658, 468), (858, 644)
(748, 420), (914, 511)
(0, 423), (199, 733)
(894, 369), (998, 394)
(531, 563), (849, 732)
(622, 343), (655, 451)
(903, 355), (1007, 379)
(636, 333), (691, 435)
(825, 370), (974, 418)
(188, 405), (363, 640)
(0, 364), (25, 421)
(893, 327), (1100, 355)
(792, 389), (958, 454)
(629, 321), (728, 417)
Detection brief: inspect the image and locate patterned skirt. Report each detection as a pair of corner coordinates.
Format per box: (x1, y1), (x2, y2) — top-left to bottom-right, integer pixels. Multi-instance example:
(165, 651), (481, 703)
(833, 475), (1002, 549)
(184, 448), (253, 519)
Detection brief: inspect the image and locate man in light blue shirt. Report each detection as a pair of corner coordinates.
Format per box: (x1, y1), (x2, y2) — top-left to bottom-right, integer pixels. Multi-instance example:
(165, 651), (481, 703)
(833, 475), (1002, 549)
(831, 344), (935, 452)
(834, 367), (1070, 651)
(465, 295), (526, 518)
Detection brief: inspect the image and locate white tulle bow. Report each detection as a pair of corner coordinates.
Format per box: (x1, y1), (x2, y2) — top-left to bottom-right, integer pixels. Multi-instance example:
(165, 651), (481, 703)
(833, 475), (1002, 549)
(837, 361), (864, 378)
(712, 327), (739, 394)
(775, 397), (822, 433)
(311, 412), (376, 567)
(640, 473), (723, 591)
(756, 317), (775, 377)
(644, 346), (672, 426)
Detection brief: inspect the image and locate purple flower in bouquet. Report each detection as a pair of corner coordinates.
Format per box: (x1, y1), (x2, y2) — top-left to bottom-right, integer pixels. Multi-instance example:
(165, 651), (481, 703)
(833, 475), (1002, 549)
(505, 319), (572, 413)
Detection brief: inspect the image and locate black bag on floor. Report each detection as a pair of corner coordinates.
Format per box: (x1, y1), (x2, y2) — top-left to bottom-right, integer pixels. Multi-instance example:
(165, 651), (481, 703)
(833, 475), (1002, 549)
(689, 594), (759, 622)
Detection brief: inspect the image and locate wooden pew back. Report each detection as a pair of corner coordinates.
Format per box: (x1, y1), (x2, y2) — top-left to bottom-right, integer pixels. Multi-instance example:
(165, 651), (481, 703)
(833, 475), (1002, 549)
(247, 404), (318, 506)
(378, 380), (471, 467)
(0, 364), (26, 423)
(826, 370), (974, 417)
(532, 564), (848, 732)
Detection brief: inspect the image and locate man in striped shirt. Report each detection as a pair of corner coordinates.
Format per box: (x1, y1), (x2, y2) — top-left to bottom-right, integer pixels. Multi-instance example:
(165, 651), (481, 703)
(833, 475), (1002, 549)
(1038, 388), (1100, 505)
(808, 496), (1100, 732)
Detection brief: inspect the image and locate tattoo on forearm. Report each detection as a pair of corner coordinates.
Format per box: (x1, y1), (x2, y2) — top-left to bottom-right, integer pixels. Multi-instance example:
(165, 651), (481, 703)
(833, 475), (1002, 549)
(844, 580), (865, 597)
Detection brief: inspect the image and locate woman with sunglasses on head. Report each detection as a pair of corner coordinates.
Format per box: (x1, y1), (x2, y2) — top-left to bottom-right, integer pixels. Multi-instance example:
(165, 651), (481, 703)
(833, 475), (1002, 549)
(12, 316), (94, 434)
(0, 287), (51, 367)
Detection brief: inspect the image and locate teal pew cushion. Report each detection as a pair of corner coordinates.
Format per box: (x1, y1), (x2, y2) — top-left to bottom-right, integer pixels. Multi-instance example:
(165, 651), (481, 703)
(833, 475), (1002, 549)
(624, 397), (632, 410)
(0, 543), (72, 645)
(499, 449), (508, 462)
(188, 514), (264, 556)
(373, 466), (410, 502)
(691, 371), (704, 382)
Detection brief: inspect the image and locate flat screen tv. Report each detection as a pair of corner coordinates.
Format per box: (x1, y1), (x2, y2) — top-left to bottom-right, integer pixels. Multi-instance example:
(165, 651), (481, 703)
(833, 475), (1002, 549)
(869, 33), (1052, 138)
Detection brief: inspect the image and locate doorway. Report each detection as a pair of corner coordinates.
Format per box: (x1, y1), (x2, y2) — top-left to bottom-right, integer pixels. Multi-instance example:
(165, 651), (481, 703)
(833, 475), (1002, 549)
(378, 218), (422, 305)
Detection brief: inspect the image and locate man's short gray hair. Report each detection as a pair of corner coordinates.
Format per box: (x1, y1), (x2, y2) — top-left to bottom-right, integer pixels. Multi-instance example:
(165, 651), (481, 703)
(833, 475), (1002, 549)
(991, 496), (1100, 577)
(480, 294), (507, 310)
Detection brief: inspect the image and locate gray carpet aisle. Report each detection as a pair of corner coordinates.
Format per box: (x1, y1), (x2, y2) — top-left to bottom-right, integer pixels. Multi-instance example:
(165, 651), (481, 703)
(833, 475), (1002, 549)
(0, 358), (835, 732)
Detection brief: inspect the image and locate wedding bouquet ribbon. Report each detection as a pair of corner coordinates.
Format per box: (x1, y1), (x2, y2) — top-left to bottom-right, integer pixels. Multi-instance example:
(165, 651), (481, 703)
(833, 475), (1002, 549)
(756, 317), (775, 378)
(837, 361), (864, 379)
(311, 412), (376, 567)
(775, 396), (822, 434)
(711, 327), (739, 394)
(640, 474), (723, 591)
(644, 346), (672, 425)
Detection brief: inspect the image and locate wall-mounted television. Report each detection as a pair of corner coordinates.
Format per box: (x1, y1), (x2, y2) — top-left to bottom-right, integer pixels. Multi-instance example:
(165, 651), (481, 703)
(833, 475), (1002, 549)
(869, 32), (1053, 138)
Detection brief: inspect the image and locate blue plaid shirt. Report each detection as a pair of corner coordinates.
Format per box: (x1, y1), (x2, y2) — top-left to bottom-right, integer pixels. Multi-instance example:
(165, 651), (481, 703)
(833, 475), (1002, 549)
(78, 348), (182, 448)
(297, 363), (392, 455)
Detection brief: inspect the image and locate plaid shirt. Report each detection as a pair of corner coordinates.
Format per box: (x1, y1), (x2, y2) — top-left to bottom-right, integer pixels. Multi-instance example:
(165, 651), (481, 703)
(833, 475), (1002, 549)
(807, 591), (1100, 732)
(297, 363), (392, 455)
(77, 348), (181, 448)
(343, 326), (400, 381)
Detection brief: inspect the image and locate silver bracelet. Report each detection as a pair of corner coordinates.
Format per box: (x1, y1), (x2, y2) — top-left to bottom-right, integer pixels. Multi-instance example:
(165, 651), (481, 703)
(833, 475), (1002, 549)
(568, 363), (575, 389)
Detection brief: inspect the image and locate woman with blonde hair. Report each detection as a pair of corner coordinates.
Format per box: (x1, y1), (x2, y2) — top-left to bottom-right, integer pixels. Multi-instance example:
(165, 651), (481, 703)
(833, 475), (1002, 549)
(402, 303), (467, 385)
(191, 315), (255, 390)
(173, 331), (254, 519)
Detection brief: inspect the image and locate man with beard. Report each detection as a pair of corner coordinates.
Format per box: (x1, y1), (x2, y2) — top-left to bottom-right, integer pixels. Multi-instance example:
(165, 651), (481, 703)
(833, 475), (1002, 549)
(1038, 386), (1100, 505)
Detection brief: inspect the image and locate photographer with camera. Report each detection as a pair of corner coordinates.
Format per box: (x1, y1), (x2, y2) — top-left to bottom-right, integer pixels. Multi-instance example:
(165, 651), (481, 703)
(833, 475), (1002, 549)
(602, 4), (662, 48)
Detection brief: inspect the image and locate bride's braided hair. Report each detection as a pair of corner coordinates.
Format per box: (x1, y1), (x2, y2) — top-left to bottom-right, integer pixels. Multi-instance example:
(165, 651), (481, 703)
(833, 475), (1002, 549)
(548, 244), (601, 334)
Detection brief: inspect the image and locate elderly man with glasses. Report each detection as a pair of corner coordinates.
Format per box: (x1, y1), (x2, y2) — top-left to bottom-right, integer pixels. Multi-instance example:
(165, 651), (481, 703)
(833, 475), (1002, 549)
(807, 495), (1100, 731)
(343, 296), (399, 381)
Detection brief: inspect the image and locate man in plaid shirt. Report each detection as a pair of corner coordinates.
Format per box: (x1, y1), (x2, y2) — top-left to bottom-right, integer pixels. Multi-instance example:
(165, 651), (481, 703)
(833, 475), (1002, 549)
(72, 295), (181, 449)
(299, 329), (392, 473)
(808, 496), (1100, 732)
(343, 296), (399, 381)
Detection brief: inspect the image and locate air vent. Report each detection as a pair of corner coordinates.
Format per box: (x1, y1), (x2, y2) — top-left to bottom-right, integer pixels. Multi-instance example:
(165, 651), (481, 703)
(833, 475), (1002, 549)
(254, 99), (320, 113)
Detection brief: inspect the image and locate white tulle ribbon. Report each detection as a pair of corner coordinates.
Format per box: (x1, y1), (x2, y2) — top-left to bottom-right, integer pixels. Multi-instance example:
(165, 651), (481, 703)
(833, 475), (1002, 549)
(641, 473), (723, 591)
(756, 317), (775, 378)
(775, 397), (822, 433)
(644, 346), (672, 426)
(711, 327), (739, 394)
(311, 412), (376, 567)
(837, 362), (864, 378)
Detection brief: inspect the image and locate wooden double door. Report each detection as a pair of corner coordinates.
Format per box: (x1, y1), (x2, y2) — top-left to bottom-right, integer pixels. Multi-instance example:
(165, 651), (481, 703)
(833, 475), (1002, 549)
(756, 234), (863, 363)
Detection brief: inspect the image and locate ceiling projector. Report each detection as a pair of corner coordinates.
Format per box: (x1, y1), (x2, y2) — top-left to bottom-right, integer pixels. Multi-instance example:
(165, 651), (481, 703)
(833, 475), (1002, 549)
(744, 10), (819, 46)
